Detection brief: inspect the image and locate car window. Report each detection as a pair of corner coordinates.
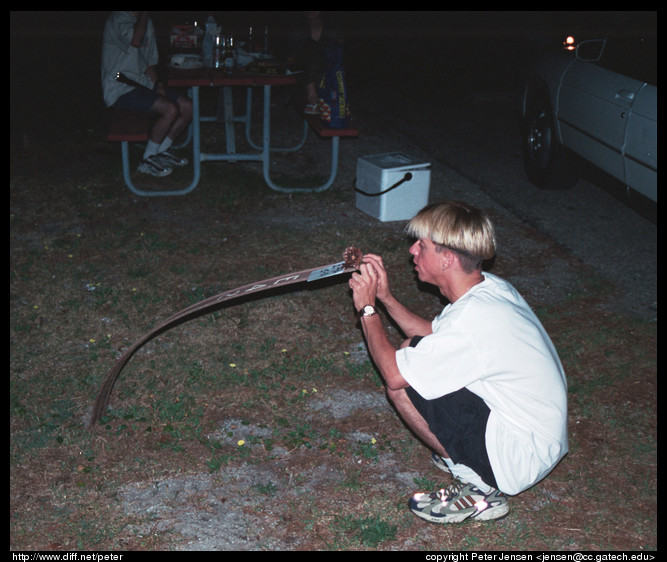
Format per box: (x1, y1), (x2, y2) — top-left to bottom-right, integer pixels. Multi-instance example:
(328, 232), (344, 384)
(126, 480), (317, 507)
(597, 12), (657, 86)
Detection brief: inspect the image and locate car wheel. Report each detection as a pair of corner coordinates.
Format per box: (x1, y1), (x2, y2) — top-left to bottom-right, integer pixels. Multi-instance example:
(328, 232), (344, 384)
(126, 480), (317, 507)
(522, 93), (578, 190)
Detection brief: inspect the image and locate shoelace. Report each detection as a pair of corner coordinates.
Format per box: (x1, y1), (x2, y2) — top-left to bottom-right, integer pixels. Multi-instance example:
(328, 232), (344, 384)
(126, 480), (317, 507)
(145, 155), (170, 171)
(436, 478), (466, 503)
(436, 479), (495, 514)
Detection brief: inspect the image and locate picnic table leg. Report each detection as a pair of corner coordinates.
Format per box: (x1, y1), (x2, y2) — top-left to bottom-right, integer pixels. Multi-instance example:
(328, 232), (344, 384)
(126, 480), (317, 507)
(263, 134), (340, 193)
(261, 83), (340, 193)
(170, 121), (192, 150)
(244, 87), (308, 153)
(222, 86), (237, 161)
(120, 87), (201, 197)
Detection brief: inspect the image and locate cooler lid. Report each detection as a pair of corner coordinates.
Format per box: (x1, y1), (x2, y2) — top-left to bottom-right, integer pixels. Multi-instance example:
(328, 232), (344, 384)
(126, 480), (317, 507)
(359, 152), (430, 172)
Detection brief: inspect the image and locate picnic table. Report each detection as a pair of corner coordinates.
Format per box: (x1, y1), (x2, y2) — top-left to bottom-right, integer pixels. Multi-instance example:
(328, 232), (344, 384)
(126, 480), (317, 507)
(107, 65), (358, 196)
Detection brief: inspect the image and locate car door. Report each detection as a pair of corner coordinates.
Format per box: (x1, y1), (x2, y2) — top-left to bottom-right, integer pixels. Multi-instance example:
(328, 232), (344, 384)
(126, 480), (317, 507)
(624, 83), (657, 202)
(556, 51), (642, 184)
(555, 13), (657, 198)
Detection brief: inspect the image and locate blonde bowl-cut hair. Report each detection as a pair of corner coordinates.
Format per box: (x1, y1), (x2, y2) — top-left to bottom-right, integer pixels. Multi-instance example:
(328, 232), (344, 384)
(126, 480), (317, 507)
(405, 201), (496, 271)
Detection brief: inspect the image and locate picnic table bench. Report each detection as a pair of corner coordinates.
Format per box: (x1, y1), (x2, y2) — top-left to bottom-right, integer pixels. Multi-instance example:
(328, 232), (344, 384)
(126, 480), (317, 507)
(106, 92), (359, 196)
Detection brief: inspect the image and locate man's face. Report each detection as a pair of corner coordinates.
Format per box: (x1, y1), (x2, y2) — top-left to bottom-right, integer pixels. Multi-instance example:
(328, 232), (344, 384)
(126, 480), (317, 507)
(409, 238), (442, 284)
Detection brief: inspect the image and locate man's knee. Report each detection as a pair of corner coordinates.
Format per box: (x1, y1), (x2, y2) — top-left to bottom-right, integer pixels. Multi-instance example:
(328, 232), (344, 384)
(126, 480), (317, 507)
(178, 97), (193, 120)
(164, 99), (180, 122)
(151, 97), (179, 121)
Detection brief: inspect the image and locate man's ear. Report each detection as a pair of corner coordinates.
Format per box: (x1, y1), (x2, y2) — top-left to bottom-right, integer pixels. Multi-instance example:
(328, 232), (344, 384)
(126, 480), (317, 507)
(441, 249), (454, 270)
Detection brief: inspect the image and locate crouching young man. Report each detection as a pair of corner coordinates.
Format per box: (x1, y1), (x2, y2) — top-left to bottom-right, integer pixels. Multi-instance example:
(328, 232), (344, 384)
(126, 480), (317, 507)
(348, 201), (568, 523)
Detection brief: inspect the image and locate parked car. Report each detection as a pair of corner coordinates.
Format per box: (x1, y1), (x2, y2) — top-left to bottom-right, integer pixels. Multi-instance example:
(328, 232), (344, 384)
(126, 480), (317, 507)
(521, 12), (656, 204)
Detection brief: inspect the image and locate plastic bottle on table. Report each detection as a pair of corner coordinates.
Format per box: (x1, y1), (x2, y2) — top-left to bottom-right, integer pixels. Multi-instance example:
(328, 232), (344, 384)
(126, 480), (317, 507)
(202, 34), (213, 67)
(202, 12), (217, 67)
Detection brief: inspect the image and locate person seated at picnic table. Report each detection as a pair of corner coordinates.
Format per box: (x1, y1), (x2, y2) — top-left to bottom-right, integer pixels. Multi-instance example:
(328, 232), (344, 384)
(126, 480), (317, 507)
(348, 201), (568, 524)
(288, 11), (344, 115)
(101, 11), (193, 177)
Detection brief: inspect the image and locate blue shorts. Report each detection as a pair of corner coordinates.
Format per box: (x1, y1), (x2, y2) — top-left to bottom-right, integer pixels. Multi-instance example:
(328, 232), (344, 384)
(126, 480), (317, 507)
(112, 85), (183, 113)
(405, 336), (498, 489)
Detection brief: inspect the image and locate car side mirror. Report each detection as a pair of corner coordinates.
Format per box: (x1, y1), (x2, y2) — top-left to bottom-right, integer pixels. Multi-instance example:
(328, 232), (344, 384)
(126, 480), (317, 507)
(576, 39), (606, 62)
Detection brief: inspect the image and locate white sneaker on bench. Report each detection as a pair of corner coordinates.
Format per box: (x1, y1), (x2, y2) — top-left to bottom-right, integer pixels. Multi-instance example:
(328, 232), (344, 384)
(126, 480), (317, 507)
(138, 154), (172, 177)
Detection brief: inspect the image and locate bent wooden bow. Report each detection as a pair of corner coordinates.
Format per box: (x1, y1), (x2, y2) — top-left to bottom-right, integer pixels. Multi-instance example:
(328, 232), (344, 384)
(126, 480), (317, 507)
(88, 247), (363, 427)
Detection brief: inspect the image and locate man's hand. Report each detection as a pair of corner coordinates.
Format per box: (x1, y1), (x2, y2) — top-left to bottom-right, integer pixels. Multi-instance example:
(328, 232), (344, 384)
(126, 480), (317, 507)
(349, 261), (378, 312)
(131, 11), (149, 48)
(352, 253), (432, 339)
(360, 254), (392, 303)
(349, 253), (394, 312)
(348, 254), (410, 392)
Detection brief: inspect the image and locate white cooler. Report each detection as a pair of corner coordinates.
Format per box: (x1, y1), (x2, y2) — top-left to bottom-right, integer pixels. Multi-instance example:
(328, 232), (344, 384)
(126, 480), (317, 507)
(355, 152), (431, 222)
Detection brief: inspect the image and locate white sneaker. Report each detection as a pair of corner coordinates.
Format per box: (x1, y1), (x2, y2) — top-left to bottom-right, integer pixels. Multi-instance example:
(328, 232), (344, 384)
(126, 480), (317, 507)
(154, 150), (189, 167)
(409, 478), (509, 524)
(137, 154), (172, 177)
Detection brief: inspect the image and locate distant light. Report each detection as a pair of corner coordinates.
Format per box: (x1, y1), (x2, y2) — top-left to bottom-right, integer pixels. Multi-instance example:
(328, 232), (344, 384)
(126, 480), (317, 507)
(563, 35), (576, 51)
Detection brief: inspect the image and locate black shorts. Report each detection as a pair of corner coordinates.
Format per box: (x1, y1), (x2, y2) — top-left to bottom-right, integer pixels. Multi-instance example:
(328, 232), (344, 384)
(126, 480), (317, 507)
(405, 336), (498, 489)
(112, 85), (183, 113)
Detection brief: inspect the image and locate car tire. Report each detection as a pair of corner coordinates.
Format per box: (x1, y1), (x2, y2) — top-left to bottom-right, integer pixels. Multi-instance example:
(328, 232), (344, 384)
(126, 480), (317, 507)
(522, 91), (578, 190)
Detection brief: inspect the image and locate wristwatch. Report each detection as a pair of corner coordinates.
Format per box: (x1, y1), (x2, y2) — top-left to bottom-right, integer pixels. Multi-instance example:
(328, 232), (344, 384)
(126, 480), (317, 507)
(358, 304), (378, 319)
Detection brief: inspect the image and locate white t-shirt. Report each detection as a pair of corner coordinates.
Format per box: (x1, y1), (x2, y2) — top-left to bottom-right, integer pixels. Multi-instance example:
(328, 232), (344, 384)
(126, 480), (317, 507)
(101, 11), (159, 107)
(395, 272), (568, 495)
